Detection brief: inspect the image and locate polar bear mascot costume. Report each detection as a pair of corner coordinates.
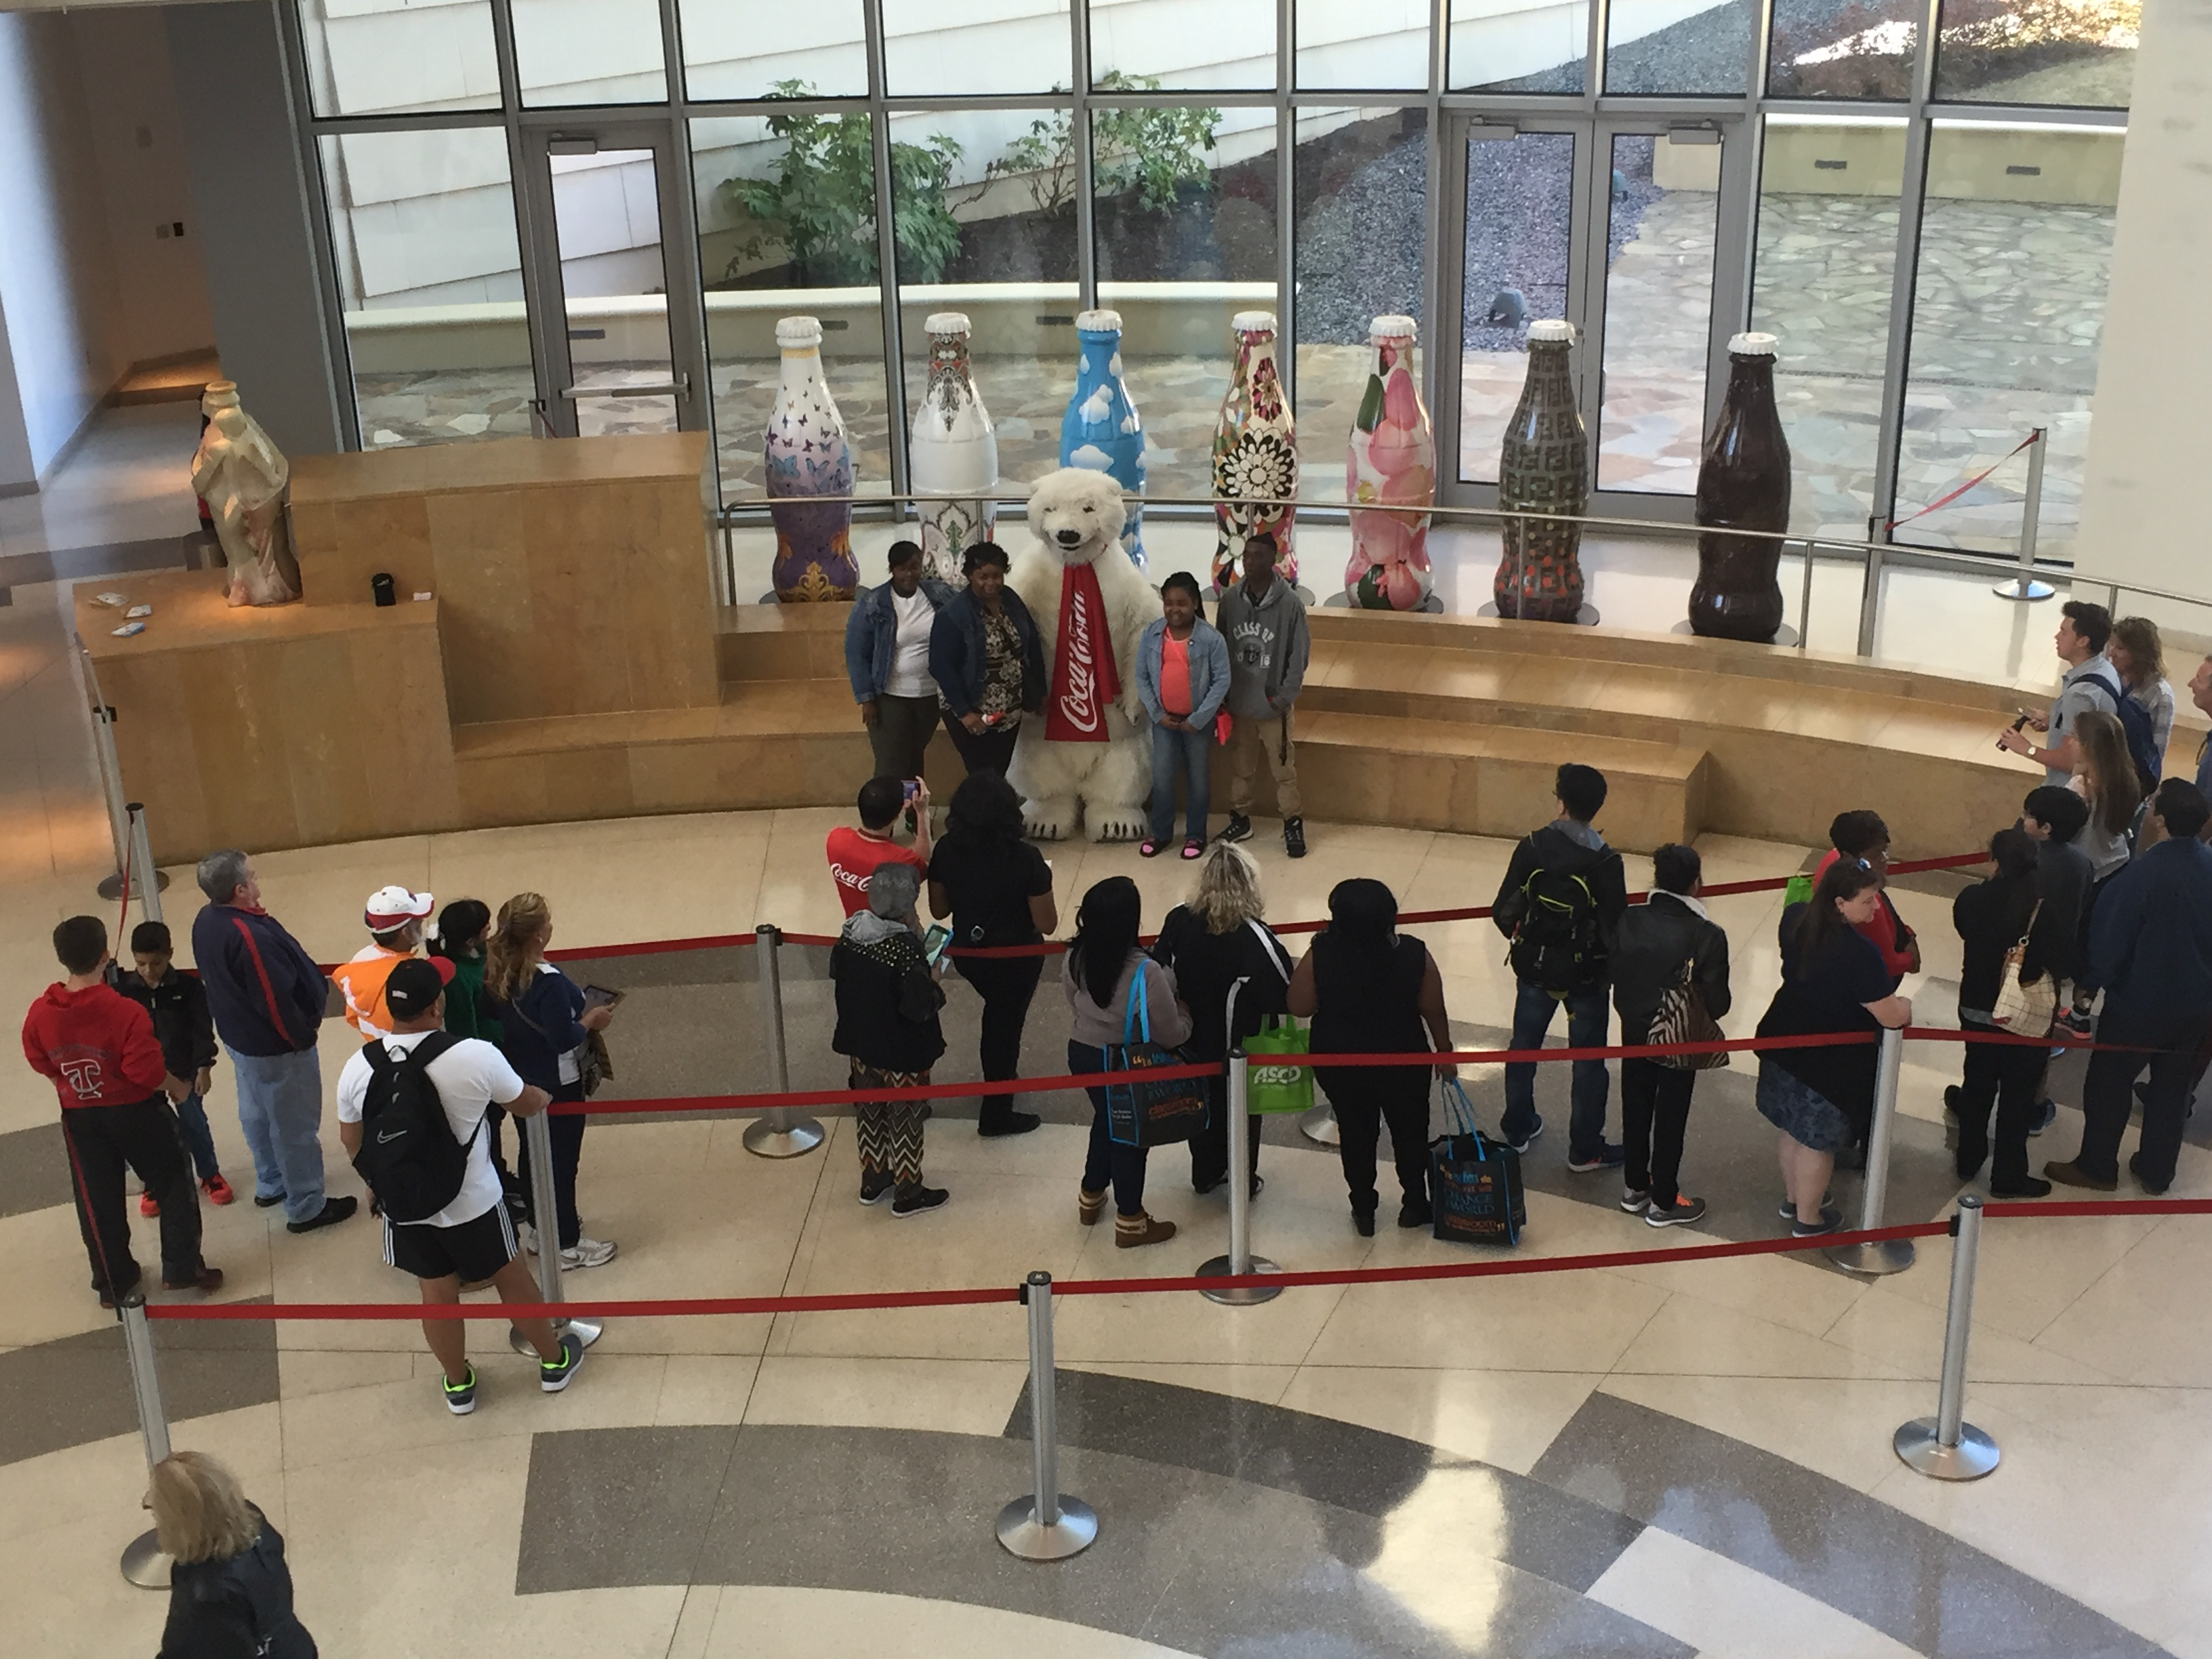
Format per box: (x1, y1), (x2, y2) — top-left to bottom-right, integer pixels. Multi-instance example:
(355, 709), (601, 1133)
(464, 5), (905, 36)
(1006, 468), (1161, 841)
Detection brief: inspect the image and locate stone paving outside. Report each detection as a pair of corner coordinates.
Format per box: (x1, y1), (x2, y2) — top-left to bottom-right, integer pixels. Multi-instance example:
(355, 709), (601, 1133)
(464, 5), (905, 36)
(349, 191), (2108, 558)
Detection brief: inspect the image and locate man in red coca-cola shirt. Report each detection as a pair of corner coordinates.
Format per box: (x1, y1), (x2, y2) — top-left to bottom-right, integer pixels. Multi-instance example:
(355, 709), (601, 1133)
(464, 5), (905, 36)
(21, 916), (222, 1305)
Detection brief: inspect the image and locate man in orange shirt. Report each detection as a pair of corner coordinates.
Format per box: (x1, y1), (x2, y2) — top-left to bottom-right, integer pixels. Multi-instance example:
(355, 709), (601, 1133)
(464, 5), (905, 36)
(331, 886), (434, 1041)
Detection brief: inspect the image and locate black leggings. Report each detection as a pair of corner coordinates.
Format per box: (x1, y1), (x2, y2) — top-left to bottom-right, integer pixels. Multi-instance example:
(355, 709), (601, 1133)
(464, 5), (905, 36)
(516, 1082), (588, 1249)
(956, 953), (1043, 1129)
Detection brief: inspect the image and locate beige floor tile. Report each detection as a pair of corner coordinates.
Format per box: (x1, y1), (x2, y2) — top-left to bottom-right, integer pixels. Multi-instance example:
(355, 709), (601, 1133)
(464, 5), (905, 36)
(1067, 1359), (1300, 1407)
(2030, 1216), (2212, 1387)
(701, 1585), (1202, 1658)
(1589, 1526), (1923, 1659)
(1817, 1279), (2122, 1386)
(742, 1355), (1028, 1435)
(1277, 1366), (1601, 1475)
(1597, 1372), (1935, 1494)
(654, 1354), (764, 1424)
(1612, 1292), (1917, 1382)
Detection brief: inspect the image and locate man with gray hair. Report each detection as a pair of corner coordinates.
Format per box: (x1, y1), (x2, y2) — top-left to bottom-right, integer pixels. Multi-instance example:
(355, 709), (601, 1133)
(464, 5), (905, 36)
(828, 861), (949, 1218)
(188, 851), (357, 1234)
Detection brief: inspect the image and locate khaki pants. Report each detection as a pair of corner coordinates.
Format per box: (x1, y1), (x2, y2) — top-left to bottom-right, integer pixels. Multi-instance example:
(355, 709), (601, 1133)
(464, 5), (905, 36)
(1226, 710), (1300, 817)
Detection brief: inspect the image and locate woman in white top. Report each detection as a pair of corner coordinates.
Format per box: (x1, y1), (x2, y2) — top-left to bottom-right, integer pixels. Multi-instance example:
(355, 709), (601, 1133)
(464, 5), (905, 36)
(844, 539), (955, 785)
(2109, 615), (2175, 767)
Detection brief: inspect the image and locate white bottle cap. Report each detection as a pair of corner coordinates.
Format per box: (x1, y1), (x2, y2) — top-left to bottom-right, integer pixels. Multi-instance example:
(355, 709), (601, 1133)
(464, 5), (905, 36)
(1370, 314), (1418, 340)
(1075, 308), (1122, 331)
(1728, 331), (1778, 356)
(1527, 319), (1575, 343)
(1232, 310), (1277, 333)
(775, 316), (823, 347)
(924, 312), (971, 335)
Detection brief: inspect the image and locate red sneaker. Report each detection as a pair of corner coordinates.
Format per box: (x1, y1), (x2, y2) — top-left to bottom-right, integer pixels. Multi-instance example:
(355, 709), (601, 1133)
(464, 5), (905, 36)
(138, 1191), (160, 1218)
(201, 1174), (236, 1206)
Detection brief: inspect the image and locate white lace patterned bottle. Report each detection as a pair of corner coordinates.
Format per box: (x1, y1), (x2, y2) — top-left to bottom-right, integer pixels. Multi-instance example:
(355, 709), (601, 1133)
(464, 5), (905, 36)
(908, 312), (998, 586)
(1343, 315), (1435, 610)
(766, 316), (857, 602)
(1211, 310), (1298, 592)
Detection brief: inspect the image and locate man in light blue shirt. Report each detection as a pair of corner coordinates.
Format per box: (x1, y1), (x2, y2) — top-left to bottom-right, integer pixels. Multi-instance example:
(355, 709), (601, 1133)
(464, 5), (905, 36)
(2190, 654), (2212, 801)
(1997, 600), (2116, 786)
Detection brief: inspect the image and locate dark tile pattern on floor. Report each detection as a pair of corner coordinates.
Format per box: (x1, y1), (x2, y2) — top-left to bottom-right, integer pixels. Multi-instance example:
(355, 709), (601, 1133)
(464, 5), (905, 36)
(1532, 1391), (2177, 1659)
(0, 1298), (279, 1467)
(0, 1121), (69, 1221)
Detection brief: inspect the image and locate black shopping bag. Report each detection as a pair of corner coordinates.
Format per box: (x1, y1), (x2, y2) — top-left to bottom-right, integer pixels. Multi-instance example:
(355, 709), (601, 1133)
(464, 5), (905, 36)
(1428, 1078), (1525, 1246)
(1104, 970), (1210, 1148)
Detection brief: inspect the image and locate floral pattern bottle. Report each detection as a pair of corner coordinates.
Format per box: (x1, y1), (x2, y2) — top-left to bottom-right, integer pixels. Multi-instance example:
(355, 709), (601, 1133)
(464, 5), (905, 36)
(1494, 319), (1587, 622)
(1344, 314), (1435, 611)
(1211, 310), (1298, 591)
(909, 312), (998, 586)
(1689, 331), (1793, 641)
(766, 316), (857, 602)
(1059, 308), (1147, 570)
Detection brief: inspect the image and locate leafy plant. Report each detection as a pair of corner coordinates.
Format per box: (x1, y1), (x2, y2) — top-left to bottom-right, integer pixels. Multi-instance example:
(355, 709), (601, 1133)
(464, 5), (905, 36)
(718, 81), (964, 285)
(988, 73), (1221, 218)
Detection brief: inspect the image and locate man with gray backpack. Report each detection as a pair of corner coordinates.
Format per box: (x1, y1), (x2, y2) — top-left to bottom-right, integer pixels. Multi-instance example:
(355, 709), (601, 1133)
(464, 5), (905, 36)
(1493, 764), (1629, 1170)
(335, 957), (586, 1414)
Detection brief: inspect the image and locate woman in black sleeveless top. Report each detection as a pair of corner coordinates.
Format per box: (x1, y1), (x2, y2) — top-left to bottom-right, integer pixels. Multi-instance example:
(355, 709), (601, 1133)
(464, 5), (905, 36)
(1286, 878), (1458, 1235)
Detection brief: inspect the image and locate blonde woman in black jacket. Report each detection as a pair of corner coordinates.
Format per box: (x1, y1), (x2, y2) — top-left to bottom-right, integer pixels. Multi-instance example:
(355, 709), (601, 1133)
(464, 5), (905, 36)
(152, 1450), (316, 1658)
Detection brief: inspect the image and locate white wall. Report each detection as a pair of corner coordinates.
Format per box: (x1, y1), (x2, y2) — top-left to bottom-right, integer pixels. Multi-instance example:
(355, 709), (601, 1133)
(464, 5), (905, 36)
(2076, 0), (2211, 596)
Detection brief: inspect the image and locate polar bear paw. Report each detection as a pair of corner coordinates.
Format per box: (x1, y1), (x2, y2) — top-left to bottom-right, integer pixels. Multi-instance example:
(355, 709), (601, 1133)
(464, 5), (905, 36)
(1023, 797), (1078, 841)
(1088, 806), (1149, 844)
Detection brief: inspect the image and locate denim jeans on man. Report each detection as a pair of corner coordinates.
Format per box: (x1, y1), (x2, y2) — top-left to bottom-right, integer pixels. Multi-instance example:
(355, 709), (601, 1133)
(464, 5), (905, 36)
(1500, 979), (1610, 1157)
(226, 1046), (327, 1223)
(1149, 723), (1213, 842)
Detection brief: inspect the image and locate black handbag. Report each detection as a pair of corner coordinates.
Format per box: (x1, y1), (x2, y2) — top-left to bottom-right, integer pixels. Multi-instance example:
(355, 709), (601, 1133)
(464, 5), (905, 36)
(1429, 1078), (1525, 1246)
(1103, 968), (1209, 1148)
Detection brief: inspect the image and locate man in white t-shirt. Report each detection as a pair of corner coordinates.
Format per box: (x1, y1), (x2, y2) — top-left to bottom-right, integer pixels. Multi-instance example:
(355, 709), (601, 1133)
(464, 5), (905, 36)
(335, 957), (587, 1414)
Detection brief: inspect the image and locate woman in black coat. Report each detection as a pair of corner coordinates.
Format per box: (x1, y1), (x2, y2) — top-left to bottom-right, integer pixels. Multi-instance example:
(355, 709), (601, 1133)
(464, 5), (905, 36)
(1949, 827), (2053, 1197)
(832, 862), (949, 1217)
(150, 1450), (316, 1658)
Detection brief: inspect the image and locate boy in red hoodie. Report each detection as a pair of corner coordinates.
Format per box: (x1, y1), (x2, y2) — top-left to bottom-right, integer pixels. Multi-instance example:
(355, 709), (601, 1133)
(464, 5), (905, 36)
(21, 916), (222, 1306)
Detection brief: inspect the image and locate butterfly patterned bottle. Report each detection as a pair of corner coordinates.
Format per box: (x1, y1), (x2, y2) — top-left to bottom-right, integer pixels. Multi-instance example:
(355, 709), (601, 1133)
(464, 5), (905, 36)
(766, 316), (857, 602)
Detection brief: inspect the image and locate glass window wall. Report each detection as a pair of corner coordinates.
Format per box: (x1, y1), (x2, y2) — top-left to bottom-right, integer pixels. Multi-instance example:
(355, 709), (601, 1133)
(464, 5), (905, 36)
(1458, 129), (1576, 483)
(1595, 132), (1719, 494)
(1933, 0), (2137, 105)
(1299, 0), (1431, 89)
(295, 0), (501, 119)
(1094, 0), (1274, 89)
(681, 1), (872, 100)
(511, 0), (668, 104)
(880, 0), (1071, 95)
(1605, 0), (1751, 94)
(1450, 0), (1588, 92)
(1767, 0), (1918, 97)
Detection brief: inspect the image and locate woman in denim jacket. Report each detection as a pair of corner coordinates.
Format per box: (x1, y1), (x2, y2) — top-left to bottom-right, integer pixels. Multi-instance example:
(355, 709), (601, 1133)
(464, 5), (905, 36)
(843, 539), (956, 783)
(1134, 571), (1231, 859)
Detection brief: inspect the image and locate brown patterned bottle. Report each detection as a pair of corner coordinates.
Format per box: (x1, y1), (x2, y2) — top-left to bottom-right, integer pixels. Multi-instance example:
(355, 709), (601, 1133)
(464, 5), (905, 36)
(1689, 331), (1791, 640)
(1494, 320), (1587, 622)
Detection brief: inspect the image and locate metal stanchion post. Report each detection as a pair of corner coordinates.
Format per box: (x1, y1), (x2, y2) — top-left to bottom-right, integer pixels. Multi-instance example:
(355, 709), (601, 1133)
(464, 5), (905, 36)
(75, 633), (159, 904)
(507, 1109), (603, 1355)
(1796, 538), (1816, 649)
(1827, 1025), (1916, 1275)
(127, 805), (163, 925)
(1992, 428), (2054, 602)
(1199, 1052), (1281, 1305)
(995, 1271), (1097, 1559)
(1894, 1195), (2000, 1479)
(1298, 1103), (1340, 1145)
(1855, 541), (1885, 659)
(118, 1295), (173, 1587)
(743, 924), (824, 1158)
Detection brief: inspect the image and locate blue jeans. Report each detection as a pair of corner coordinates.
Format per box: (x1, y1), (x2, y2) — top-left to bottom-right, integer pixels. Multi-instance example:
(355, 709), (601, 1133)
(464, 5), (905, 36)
(227, 1046), (327, 1224)
(1500, 979), (1612, 1160)
(173, 1091), (221, 1181)
(1148, 722), (1212, 843)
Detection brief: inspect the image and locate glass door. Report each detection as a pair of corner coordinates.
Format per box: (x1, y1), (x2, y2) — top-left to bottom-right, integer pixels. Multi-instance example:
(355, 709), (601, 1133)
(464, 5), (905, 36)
(518, 123), (708, 439)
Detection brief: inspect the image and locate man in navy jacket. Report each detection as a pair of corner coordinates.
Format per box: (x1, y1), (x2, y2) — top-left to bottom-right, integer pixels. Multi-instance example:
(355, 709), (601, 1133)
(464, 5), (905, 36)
(2047, 780), (2212, 1195)
(189, 849), (356, 1233)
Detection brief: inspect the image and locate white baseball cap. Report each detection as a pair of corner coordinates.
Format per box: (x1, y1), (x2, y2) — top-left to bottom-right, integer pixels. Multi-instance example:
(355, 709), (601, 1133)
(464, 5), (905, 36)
(365, 886), (434, 930)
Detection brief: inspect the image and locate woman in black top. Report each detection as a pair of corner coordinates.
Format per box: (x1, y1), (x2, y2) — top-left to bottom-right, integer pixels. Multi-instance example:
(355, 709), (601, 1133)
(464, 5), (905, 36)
(1152, 842), (1292, 1197)
(150, 1450), (316, 1658)
(927, 542), (1046, 777)
(928, 772), (1058, 1135)
(831, 863), (949, 1217)
(1755, 860), (1913, 1236)
(1286, 879), (1457, 1235)
(1949, 827), (2053, 1197)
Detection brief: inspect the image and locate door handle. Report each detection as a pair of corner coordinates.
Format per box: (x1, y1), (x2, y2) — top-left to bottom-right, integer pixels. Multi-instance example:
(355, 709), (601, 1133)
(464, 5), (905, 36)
(560, 373), (689, 400)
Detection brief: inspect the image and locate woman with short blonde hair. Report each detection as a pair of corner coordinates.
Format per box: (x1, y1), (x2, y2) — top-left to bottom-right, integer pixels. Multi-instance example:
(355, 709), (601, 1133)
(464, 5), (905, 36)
(149, 1450), (317, 1656)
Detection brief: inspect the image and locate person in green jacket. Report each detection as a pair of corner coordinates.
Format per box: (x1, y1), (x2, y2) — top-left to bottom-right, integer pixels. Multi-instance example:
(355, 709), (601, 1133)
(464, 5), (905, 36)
(432, 899), (519, 1213)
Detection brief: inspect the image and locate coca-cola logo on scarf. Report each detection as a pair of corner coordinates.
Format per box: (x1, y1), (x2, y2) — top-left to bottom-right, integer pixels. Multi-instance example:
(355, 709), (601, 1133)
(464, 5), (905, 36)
(1045, 563), (1121, 743)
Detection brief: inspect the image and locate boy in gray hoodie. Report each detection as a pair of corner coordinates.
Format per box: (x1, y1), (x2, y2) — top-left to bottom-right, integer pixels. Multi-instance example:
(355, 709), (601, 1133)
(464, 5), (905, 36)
(1212, 534), (1312, 858)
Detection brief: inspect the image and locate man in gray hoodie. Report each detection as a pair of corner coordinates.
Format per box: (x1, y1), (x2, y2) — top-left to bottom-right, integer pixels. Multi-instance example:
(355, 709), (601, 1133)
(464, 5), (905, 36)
(1213, 534), (1312, 858)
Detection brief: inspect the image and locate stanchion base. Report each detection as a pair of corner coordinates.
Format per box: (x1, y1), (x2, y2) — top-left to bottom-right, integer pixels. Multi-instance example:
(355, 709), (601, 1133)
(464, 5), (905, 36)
(121, 1527), (171, 1589)
(1826, 1237), (1917, 1275)
(508, 1315), (606, 1357)
(1298, 1105), (1340, 1147)
(995, 1494), (1099, 1560)
(96, 869), (169, 902)
(1196, 1254), (1283, 1306)
(1992, 578), (2055, 602)
(743, 1117), (825, 1159)
(1893, 1417), (2001, 1480)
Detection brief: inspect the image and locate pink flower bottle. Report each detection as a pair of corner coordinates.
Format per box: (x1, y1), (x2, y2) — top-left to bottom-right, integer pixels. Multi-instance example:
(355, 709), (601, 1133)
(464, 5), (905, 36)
(1343, 314), (1435, 611)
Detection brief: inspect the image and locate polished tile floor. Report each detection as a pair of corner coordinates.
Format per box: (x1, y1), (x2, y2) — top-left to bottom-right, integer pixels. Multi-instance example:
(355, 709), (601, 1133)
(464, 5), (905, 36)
(1, 568), (2208, 1656)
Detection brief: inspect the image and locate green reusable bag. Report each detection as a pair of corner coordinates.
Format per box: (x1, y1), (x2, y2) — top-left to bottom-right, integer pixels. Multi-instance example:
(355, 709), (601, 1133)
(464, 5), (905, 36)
(1244, 1017), (1314, 1115)
(1783, 872), (1816, 908)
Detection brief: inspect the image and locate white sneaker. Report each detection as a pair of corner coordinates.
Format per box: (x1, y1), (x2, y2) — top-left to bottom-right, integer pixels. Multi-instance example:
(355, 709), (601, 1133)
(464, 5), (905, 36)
(517, 1221), (539, 1256)
(560, 1236), (617, 1270)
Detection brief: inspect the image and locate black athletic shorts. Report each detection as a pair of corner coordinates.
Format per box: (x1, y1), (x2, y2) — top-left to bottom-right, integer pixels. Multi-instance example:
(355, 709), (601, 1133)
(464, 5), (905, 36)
(383, 1203), (516, 1284)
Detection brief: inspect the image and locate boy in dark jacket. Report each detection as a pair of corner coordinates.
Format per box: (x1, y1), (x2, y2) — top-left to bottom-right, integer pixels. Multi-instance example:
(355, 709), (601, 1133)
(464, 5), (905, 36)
(117, 921), (233, 1210)
(1492, 763), (1629, 1169)
(1609, 844), (1731, 1226)
(22, 916), (222, 1304)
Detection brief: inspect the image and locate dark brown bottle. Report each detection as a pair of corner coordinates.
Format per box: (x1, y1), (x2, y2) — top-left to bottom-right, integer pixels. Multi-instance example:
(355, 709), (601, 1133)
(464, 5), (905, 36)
(1494, 320), (1587, 623)
(1689, 332), (1791, 641)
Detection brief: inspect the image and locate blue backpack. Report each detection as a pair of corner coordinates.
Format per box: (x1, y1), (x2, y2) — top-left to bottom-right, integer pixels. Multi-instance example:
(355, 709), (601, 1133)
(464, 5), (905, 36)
(2079, 671), (2162, 795)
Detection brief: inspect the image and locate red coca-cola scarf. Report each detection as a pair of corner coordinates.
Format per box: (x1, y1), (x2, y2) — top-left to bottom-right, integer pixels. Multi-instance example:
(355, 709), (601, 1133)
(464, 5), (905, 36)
(1043, 562), (1121, 742)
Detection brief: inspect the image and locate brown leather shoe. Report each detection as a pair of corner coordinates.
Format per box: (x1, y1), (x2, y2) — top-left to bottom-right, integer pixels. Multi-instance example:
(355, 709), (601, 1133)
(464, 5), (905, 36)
(2043, 1160), (2118, 1192)
(1078, 1187), (1108, 1227)
(162, 1265), (225, 1295)
(1113, 1212), (1176, 1249)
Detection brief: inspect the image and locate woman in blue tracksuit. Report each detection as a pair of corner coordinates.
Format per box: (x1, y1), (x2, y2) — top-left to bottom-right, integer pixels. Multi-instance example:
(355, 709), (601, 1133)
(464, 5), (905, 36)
(1134, 571), (1231, 858)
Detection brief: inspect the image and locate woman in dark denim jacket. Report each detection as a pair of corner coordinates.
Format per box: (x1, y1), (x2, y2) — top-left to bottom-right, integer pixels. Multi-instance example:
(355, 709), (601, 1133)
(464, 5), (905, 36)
(928, 542), (1046, 777)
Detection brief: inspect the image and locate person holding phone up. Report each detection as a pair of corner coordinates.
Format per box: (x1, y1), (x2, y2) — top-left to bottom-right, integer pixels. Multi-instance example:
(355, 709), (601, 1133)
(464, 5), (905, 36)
(831, 863), (950, 1218)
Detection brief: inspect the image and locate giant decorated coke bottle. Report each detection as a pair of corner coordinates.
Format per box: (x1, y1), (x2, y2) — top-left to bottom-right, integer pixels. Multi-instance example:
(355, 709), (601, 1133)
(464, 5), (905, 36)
(1494, 319), (1586, 621)
(766, 316), (857, 602)
(1060, 308), (1147, 570)
(1211, 310), (1298, 591)
(1688, 331), (1791, 641)
(909, 311), (998, 586)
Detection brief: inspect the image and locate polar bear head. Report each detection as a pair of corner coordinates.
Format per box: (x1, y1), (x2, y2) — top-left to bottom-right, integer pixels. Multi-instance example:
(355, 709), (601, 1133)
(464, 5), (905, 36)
(1025, 467), (1128, 569)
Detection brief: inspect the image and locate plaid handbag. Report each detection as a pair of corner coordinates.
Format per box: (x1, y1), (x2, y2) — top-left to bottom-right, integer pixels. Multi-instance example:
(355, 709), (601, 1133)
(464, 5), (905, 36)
(1104, 970), (1210, 1149)
(1428, 1078), (1525, 1246)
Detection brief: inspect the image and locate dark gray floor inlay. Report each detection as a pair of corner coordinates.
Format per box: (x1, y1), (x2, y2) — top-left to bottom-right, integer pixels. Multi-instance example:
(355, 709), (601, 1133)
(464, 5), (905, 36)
(1531, 1392), (2172, 1659)
(0, 1298), (279, 1467)
(0, 1121), (69, 1221)
(518, 1421), (1692, 1658)
(1013, 1368), (1643, 1595)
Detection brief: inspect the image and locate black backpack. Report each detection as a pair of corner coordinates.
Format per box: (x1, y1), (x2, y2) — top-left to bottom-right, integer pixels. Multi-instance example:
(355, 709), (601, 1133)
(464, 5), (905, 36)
(1508, 867), (1604, 995)
(2080, 671), (2163, 796)
(350, 1031), (476, 1223)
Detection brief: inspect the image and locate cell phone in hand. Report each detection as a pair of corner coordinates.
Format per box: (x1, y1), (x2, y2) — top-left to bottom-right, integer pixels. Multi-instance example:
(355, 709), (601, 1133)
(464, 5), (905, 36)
(921, 924), (952, 966)
(581, 984), (624, 1011)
